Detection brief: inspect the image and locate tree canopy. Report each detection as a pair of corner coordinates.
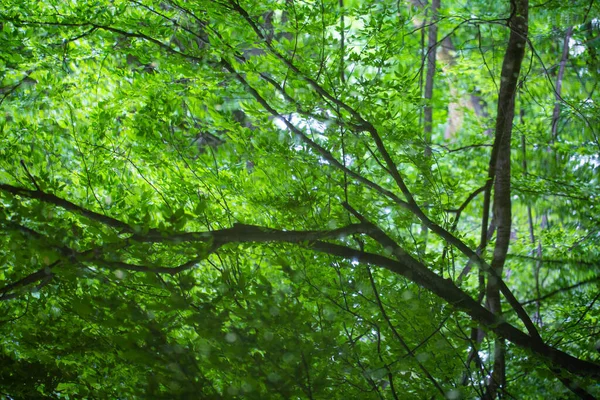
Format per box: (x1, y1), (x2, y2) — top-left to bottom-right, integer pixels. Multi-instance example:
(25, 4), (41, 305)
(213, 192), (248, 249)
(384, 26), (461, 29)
(1, 0), (599, 398)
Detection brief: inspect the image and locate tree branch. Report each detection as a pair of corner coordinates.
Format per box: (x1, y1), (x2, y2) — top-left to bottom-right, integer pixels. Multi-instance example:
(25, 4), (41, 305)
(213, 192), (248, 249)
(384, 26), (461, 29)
(0, 183), (132, 232)
(307, 240), (600, 379)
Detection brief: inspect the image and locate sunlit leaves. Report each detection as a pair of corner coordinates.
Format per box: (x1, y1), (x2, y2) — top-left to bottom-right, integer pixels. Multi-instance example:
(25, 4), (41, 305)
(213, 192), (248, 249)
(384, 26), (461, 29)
(1, 0), (599, 398)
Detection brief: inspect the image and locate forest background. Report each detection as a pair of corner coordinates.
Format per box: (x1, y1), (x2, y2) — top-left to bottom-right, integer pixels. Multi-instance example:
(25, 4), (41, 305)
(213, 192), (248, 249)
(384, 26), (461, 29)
(0, 0), (599, 398)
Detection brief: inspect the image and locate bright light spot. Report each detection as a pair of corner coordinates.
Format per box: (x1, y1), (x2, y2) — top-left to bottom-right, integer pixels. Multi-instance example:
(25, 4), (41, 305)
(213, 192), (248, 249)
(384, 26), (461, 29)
(478, 350), (488, 362)
(225, 332), (237, 343)
(343, 154), (354, 166)
(569, 38), (585, 56)
(114, 270), (125, 279)
(273, 117), (287, 130)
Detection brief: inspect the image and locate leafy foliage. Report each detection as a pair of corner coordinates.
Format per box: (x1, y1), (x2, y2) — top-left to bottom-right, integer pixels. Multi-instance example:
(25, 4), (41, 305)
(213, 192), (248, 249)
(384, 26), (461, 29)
(1, 0), (599, 398)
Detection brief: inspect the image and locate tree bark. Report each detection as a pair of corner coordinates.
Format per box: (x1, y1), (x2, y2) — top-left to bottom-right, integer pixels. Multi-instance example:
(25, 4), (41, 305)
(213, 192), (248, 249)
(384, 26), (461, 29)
(421, 0), (440, 251)
(551, 26), (574, 143)
(2, 183), (600, 380)
(485, 0), (529, 397)
(423, 0), (439, 159)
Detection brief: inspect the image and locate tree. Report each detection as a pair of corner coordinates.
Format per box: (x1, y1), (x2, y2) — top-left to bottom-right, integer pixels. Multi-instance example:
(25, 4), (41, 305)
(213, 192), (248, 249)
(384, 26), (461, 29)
(1, 0), (599, 398)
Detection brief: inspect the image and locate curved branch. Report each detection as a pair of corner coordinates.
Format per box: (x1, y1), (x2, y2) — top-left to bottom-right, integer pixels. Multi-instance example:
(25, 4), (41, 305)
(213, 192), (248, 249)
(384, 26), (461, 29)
(307, 240), (600, 379)
(213, 13), (540, 340)
(1, 205), (598, 380)
(0, 183), (132, 232)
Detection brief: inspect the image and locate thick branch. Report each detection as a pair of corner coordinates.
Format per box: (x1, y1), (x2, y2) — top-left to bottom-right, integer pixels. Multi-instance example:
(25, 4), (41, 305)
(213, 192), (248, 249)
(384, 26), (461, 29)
(307, 240), (600, 379)
(136, 222), (373, 245)
(0, 183), (132, 232)
(0, 265), (56, 300)
(0, 183), (370, 246)
(8, 12), (539, 347)
(2, 208), (598, 380)
(17, 5), (536, 337)
(0, 219), (371, 298)
(214, 20), (539, 339)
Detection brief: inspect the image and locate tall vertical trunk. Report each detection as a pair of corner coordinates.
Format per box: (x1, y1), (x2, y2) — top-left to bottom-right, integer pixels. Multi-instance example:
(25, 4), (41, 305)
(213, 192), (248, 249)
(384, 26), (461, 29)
(550, 26), (574, 143)
(421, 0), (440, 252)
(423, 0), (439, 159)
(485, 0), (529, 398)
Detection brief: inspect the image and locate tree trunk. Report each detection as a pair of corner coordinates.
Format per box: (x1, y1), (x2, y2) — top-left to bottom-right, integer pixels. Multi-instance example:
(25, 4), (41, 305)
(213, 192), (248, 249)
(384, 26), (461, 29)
(551, 26), (574, 143)
(486, 0), (529, 397)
